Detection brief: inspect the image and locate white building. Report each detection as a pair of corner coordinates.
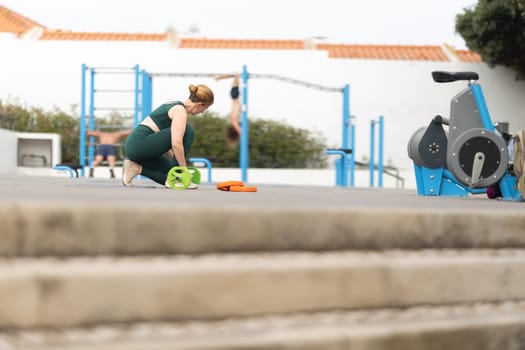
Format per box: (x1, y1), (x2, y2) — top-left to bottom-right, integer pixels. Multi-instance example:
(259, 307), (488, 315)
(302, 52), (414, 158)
(1, 5), (525, 188)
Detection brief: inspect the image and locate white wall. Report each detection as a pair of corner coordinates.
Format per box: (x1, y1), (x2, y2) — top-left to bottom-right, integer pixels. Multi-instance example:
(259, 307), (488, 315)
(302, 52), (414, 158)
(1, 39), (525, 188)
(0, 128), (17, 174)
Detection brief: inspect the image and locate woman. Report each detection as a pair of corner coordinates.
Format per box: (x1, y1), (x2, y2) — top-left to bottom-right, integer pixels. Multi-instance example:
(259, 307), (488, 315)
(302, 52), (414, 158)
(122, 84), (214, 187)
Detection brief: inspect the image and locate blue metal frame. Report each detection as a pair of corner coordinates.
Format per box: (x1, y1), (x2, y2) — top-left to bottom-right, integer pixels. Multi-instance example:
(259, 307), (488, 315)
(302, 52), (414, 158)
(88, 68), (96, 167)
(53, 165), (79, 178)
(79, 65), (143, 176)
(240, 65), (353, 186)
(470, 83), (494, 132)
(79, 64), (87, 177)
(134, 64), (141, 126)
(413, 164), (488, 197)
(240, 65), (249, 182)
(327, 150), (349, 187)
(378, 116), (384, 187)
(141, 69), (153, 122)
(349, 118), (355, 186)
(369, 116), (385, 188)
(342, 85), (350, 149)
(342, 85), (355, 187)
(189, 157), (213, 183)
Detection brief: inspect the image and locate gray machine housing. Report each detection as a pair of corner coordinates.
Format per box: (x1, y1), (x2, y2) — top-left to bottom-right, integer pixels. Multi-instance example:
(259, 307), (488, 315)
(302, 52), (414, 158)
(408, 73), (509, 188)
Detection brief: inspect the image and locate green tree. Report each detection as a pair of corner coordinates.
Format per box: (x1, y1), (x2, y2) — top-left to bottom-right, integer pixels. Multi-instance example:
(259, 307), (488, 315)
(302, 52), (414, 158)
(0, 100), (328, 168)
(95, 111), (134, 131)
(189, 113), (328, 168)
(456, 0), (525, 78)
(248, 119), (327, 168)
(36, 108), (80, 164)
(0, 99), (32, 131)
(188, 112), (239, 166)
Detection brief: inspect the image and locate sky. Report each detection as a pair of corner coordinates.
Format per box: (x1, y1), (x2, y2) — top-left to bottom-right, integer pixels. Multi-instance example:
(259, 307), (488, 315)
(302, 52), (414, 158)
(2, 0), (477, 49)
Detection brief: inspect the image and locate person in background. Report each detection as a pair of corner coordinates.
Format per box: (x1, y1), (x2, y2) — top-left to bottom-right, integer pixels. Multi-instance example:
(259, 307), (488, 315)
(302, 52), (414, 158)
(86, 129), (131, 178)
(122, 84), (214, 188)
(214, 73), (241, 147)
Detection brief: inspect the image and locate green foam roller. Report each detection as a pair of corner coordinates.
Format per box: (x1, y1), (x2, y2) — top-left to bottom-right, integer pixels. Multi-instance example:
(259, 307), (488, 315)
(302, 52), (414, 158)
(166, 166), (191, 190)
(187, 166), (201, 185)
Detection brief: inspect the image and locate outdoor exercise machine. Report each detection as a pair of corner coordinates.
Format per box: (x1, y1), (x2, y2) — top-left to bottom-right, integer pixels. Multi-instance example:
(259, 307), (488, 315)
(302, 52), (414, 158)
(78, 65), (140, 177)
(407, 71), (522, 201)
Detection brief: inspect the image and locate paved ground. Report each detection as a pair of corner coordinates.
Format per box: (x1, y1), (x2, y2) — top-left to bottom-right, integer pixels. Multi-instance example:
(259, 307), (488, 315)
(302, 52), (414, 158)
(1, 174), (524, 256)
(0, 175), (524, 212)
(1, 175), (525, 350)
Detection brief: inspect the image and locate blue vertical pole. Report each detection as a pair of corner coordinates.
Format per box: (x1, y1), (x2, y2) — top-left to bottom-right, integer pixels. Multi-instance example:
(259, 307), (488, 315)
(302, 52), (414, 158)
(141, 69), (152, 120)
(88, 68), (96, 167)
(342, 84), (352, 187)
(470, 83), (494, 131)
(342, 85), (350, 149)
(369, 120), (375, 187)
(378, 116), (384, 188)
(240, 65), (249, 182)
(335, 158), (341, 186)
(147, 71), (152, 115)
(79, 64), (87, 177)
(134, 64), (140, 127)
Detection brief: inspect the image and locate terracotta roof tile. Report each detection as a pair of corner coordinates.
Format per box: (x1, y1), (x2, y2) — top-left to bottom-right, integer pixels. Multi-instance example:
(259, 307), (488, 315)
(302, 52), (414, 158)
(0, 5), (483, 62)
(0, 5), (45, 36)
(455, 49), (482, 63)
(179, 38), (304, 50)
(40, 30), (167, 41)
(317, 44), (449, 61)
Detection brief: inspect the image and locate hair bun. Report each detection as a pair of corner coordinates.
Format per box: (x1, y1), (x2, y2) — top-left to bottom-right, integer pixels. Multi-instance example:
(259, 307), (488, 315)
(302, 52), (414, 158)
(187, 83), (214, 105)
(189, 84), (198, 94)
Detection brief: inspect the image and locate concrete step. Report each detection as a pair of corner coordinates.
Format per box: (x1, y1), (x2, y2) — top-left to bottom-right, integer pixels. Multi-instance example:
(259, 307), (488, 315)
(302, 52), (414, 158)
(2, 300), (525, 350)
(1, 250), (525, 329)
(1, 204), (525, 257)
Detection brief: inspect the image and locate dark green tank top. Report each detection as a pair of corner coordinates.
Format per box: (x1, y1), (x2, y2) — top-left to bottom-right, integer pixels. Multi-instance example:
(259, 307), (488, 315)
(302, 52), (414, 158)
(149, 101), (185, 130)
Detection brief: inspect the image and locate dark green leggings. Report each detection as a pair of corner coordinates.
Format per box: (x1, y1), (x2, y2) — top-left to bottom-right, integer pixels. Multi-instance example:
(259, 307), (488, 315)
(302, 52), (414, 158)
(124, 124), (194, 185)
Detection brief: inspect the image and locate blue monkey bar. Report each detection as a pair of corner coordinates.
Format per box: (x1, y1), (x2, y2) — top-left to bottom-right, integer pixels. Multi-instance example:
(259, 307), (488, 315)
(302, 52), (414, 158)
(241, 65), (353, 185)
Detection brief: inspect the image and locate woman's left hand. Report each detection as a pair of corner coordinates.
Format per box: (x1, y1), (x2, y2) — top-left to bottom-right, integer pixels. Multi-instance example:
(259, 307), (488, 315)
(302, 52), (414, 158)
(165, 149), (175, 160)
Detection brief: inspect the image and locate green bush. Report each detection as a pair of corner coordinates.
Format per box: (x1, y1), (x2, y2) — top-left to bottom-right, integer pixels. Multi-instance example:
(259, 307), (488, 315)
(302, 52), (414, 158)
(188, 113), (328, 168)
(0, 100), (328, 168)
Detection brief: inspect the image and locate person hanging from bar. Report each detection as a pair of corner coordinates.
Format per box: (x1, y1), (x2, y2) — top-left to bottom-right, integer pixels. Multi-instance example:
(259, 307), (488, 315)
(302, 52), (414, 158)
(214, 73), (241, 147)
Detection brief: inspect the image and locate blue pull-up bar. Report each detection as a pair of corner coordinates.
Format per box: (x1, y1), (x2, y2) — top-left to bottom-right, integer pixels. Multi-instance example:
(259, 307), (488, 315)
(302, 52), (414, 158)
(241, 65), (249, 182)
(239, 65), (351, 184)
